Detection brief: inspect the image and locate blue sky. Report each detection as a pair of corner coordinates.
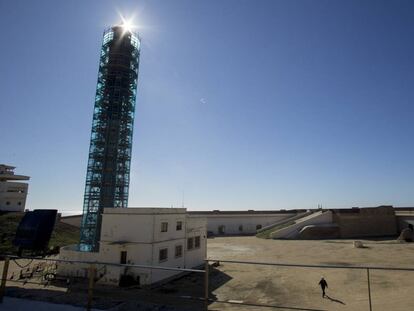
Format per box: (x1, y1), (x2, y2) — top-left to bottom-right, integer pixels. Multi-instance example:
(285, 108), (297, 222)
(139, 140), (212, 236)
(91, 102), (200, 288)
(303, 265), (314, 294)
(1, 0), (413, 213)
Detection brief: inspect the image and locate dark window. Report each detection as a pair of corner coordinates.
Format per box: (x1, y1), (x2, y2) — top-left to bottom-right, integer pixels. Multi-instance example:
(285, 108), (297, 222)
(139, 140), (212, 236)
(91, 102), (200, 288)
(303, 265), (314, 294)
(218, 225), (225, 234)
(239, 225), (243, 232)
(187, 237), (194, 250)
(6, 202), (10, 205)
(175, 245), (183, 258)
(120, 251), (127, 264)
(256, 224), (262, 230)
(18, 202), (22, 206)
(176, 221), (183, 231)
(159, 248), (168, 262)
(195, 236), (201, 248)
(161, 222), (168, 232)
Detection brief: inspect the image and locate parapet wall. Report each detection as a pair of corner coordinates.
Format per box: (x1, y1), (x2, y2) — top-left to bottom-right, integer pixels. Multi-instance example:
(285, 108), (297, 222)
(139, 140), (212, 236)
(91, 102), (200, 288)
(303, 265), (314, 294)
(332, 206), (397, 238)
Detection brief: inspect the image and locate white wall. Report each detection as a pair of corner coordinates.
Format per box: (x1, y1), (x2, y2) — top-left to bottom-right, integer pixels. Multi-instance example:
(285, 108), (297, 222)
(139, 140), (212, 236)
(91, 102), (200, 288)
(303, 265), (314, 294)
(193, 213), (295, 235)
(185, 217), (207, 269)
(58, 244), (100, 279)
(0, 181), (28, 212)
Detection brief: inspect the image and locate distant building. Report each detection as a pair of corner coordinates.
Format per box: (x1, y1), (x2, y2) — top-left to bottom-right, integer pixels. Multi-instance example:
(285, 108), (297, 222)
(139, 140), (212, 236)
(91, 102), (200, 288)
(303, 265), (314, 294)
(188, 210), (304, 235)
(0, 164), (30, 212)
(59, 208), (206, 286)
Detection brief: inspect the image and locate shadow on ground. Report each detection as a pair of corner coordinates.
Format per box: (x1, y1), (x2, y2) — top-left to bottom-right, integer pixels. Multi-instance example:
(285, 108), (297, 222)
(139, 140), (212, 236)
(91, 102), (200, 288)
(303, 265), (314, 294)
(4, 266), (233, 310)
(325, 295), (346, 305)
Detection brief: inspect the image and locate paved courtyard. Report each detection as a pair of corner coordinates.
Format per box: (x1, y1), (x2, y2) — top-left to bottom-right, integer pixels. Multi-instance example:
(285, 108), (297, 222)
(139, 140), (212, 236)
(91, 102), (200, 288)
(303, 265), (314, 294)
(207, 236), (414, 311)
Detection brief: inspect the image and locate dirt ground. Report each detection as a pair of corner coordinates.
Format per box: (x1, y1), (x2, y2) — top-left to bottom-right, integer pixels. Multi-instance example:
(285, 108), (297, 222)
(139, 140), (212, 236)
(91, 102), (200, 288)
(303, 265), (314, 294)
(207, 237), (414, 311)
(1, 237), (414, 310)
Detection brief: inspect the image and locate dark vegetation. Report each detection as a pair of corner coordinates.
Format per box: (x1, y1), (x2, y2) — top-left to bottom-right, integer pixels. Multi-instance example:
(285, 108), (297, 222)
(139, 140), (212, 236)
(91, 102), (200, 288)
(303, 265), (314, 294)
(0, 212), (79, 255)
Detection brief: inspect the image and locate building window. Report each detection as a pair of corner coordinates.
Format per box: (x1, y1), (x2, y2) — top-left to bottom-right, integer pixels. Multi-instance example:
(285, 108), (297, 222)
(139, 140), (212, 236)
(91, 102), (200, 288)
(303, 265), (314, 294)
(256, 224), (262, 230)
(159, 248), (168, 262)
(6, 202), (10, 205)
(187, 237), (194, 250)
(103, 30), (114, 45)
(239, 225), (243, 232)
(18, 202), (22, 206)
(176, 221), (183, 231)
(161, 222), (168, 232)
(175, 245), (183, 258)
(195, 236), (201, 249)
(120, 251), (127, 264)
(218, 225), (225, 234)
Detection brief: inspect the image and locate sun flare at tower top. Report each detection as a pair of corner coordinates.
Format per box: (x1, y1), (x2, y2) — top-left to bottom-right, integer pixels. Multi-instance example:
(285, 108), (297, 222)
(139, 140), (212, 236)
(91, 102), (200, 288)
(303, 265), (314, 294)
(119, 14), (136, 34)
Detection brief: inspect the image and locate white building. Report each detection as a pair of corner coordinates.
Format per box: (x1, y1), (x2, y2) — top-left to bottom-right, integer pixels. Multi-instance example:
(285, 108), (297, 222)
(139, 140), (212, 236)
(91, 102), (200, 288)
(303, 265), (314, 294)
(0, 164), (30, 212)
(59, 208), (206, 286)
(188, 210), (302, 235)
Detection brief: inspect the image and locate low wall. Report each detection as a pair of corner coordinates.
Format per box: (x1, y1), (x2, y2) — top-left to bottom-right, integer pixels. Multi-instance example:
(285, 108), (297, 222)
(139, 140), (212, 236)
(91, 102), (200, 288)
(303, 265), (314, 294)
(332, 206), (397, 238)
(298, 224), (340, 239)
(57, 244), (99, 279)
(190, 212), (298, 235)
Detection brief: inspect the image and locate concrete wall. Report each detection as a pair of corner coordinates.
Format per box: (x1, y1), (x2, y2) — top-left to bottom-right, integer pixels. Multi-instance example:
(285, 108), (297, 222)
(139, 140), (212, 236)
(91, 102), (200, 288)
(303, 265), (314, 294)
(58, 244), (100, 279)
(298, 224), (340, 239)
(185, 217), (207, 269)
(332, 206), (397, 238)
(0, 181), (28, 212)
(190, 212), (296, 235)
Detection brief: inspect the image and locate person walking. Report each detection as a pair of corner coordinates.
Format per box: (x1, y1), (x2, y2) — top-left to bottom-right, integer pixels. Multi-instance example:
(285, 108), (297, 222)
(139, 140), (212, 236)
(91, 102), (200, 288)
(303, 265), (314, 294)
(319, 277), (328, 298)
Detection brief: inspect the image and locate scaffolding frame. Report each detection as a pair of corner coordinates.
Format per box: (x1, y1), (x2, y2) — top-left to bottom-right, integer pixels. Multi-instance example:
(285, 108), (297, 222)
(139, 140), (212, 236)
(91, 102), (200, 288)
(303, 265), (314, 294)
(80, 26), (141, 251)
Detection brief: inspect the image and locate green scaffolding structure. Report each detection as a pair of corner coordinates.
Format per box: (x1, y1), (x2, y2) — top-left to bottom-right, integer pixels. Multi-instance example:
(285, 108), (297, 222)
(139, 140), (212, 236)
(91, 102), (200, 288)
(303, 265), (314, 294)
(80, 26), (141, 251)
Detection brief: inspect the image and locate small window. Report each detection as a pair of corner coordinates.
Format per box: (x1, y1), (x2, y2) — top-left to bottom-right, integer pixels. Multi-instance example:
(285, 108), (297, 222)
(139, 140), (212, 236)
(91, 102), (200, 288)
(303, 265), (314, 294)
(218, 225), (225, 234)
(175, 245), (183, 258)
(187, 237), (194, 250)
(103, 30), (114, 45)
(195, 236), (201, 249)
(159, 248), (168, 262)
(18, 202), (22, 206)
(6, 202), (10, 205)
(131, 34), (140, 49)
(256, 224), (262, 230)
(120, 251), (127, 264)
(238, 225), (243, 232)
(176, 221), (183, 231)
(161, 222), (168, 232)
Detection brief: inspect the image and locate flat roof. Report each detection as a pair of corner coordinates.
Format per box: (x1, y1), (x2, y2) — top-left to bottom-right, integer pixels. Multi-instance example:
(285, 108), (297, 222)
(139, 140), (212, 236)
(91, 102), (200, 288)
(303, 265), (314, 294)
(62, 206), (414, 219)
(0, 174), (30, 181)
(103, 207), (187, 215)
(187, 209), (306, 215)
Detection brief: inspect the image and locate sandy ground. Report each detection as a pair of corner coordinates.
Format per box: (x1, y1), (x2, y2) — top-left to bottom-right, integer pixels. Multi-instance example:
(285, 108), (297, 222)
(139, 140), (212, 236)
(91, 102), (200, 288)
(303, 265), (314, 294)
(1, 237), (414, 310)
(207, 237), (414, 311)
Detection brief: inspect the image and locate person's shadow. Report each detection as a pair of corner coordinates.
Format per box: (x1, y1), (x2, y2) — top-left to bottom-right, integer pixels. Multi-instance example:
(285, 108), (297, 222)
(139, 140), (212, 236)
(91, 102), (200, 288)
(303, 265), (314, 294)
(325, 295), (346, 305)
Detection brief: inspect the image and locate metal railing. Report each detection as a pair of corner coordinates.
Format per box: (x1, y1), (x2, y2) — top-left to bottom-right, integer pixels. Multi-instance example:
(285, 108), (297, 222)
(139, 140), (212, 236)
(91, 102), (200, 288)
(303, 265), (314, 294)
(1, 255), (414, 310)
(0, 255), (209, 311)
